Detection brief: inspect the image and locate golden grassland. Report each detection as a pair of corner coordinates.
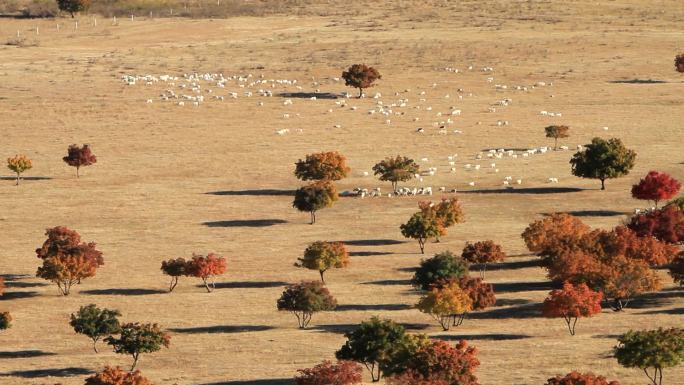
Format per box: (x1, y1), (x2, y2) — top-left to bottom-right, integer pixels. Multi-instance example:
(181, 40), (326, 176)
(0, 1), (683, 384)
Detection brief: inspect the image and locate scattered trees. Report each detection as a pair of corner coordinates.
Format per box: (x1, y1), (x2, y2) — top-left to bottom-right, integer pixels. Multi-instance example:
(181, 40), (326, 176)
(293, 181), (338, 224)
(63, 144), (97, 178)
(295, 152), (350, 182)
(70, 304), (121, 353)
(35, 226), (104, 295)
(335, 317), (410, 382)
(544, 371), (621, 385)
(105, 323), (170, 371)
(56, 0), (91, 18)
(631, 171), (681, 208)
(676, 54), (684, 73)
(0, 312), (11, 331)
(419, 198), (465, 242)
(185, 253), (226, 293)
(296, 241), (349, 283)
(614, 328), (684, 385)
(84, 366), (154, 385)
(461, 240), (506, 278)
(400, 212), (442, 254)
(341, 64), (381, 98)
(294, 360), (363, 385)
(542, 282), (602, 335)
(385, 340), (480, 385)
(569, 137), (636, 190)
(457, 276), (496, 325)
(627, 205), (684, 244)
(6, 154), (32, 186)
(545, 125), (570, 150)
(277, 281), (337, 329)
(160, 258), (188, 292)
(416, 280), (473, 331)
(411, 251), (469, 290)
(373, 156), (419, 191)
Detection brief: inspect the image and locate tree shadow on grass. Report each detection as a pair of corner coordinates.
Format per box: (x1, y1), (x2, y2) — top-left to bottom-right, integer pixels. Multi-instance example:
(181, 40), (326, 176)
(206, 281), (288, 289)
(0, 350), (56, 359)
(336, 303), (412, 311)
(349, 251), (394, 257)
(361, 279), (411, 286)
(1, 367), (93, 378)
(495, 298), (533, 306)
(169, 325), (275, 334)
(0, 176), (52, 182)
(470, 259), (542, 272)
(206, 189), (294, 196)
(461, 187), (586, 194)
(278, 92), (341, 99)
(80, 288), (166, 296)
(197, 380), (294, 385)
(432, 333), (531, 341)
(312, 322), (430, 334)
(0, 274), (48, 288)
(541, 210), (626, 217)
(0, 291), (38, 300)
(627, 290), (683, 309)
(467, 303), (543, 320)
(342, 239), (406, 246)
(608, 79), (668, 84)
(492, 281), (556, 293)
(639, 307), (684, 315)
(203, 219), (288, 228)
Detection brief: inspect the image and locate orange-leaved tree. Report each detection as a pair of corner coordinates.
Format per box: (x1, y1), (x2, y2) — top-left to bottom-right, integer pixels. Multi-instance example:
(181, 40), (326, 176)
(35, 226), (104, 295)
(386, 340), (480, 385)
(419, 198), (464, 242)
(416, 280), (473, 331)
(295, 360), (363, 385)
(186, 253), (226, 292)
(295, 151), (350, 182)
(542, 282), (603, 335)
(296, 241), (349, 283)
(454, 276), (496, 326)
(342, 64), (381, 98)
(6, 154), (32, 186)
(461, 240), (506, 278)
(63, 144), (97, 178)
(400, 212), (442, 254)
(544, 371), (621, 385)
(521, 213), (590, 262)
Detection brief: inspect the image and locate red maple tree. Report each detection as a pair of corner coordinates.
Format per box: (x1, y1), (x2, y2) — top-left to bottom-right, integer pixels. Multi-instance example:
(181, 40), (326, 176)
(186, 253), (227, 292)
(544, 371), (621, 385)
(295, 360), (363, 385)
(542, 282), (603, 335)
(63, 144), (97, 178)
(627, 205), (684, 244)
(631, 171), (681, 208)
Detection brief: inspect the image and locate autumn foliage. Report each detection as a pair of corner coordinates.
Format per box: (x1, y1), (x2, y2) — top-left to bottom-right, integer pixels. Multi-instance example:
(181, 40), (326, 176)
(373, 156), (419, 191)
(160, 258), (188, 292)
(627, 205), (684, 244)
(461, 240), (506, 278)
(419, 198), (465, 241)
(185, 253), (227, 292)
(293, 181), (338, 224)
(676, 54), (684, 72)
(386, 340), (480, 385)
(35, 226), (104, 295)
(6, 154), (32, 185)
(295, 360), (363, 385)
(416, 280), (473, 331)
(84, 366), (154, 385)
(542, 282), (602, 335)
(669, 252), (684, 286)
(63, 144), (97, 177)
(544, 371), (621, 385)
(295, 152), (350, 181)
(545, 125), (570, 150)
(401, 212), (442, 254)
(631, 171), (681, 208)
(277, 280), (337, 328)
(296, 241), (349, 283)
(521, 213), (590, 259)
(342, 64), (381, 98)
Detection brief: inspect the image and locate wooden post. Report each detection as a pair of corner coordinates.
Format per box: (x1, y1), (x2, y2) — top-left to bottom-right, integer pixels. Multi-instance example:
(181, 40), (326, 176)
(56, 23), (60, 32)
(16, 30), (19, 38)
(93, 17), (97, 27)
(131, 14), (134, 22)
(75, 21), (78, 30)
(35, 26), (39, 35)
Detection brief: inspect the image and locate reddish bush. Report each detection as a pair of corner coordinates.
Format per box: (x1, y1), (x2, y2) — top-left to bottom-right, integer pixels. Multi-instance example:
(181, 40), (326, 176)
(386, 340), (480, 385)
(63, 144), (97, 178)
(295, 360), (363, 385)
(84, 366), (153, 385)
(542, 282), (603, 335)
(461, 240), (506, 278)
(186, 253), (226, 292)
(342, 64), (381, 98)
(35, 226), (104, 295)
(627, 205), (684, 244)
(544, 371), (621, 385)
(631, 171), (681, 208)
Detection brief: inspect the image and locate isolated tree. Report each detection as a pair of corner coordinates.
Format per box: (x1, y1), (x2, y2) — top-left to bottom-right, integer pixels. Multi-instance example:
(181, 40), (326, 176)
(570, 137), (636, 190)
(105, 323), (170, 371)
(293, 181), (338, 224)
(457, 276), (496, 325)
(614, 328), (684, 385)
(342, 64), (381, 98)
(277, 280), (337, 329)
(57, 0), (92, 17)
(295, 152), (350, 181)
(401, 212), (442, 254)
(386, 340), (480, 385)
(335, 317), (410, 382)
(631, 171), (681, 208)
(416, 280), (473, 331)
(160, 258), (188, 292)
(295, 360), (363, 385)
(544, 371), (621, 385)
(521, 213), (590, 260)
(419, 198), (465, 241)
(296, 241), (349, 283)
(669, 252), (684, 286)
(373, 156), (419, 191)
(627, 205), (684, 244)
(545, 125), (570, 150)
(542, 282), (602, 336)
(84, 366), (154, 385)
(461, 240), (506, 278)
(411, 250), (469, 290)
(185, 253), (226, 293)
(35, 226), (104, 295)
(0, 312), (11, 331)
(675, 54), (684, 73)
(70, 304), (122, 353)
(6, 154), (32, 186)
(63, 144), (97, 178)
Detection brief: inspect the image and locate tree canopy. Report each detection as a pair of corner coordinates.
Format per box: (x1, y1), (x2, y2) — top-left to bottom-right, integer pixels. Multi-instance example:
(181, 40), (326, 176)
(342, 64), (381, 98)
(295, 151), (351, 181)
(570, 137), (636, 190)
(373, 156), (419, 191)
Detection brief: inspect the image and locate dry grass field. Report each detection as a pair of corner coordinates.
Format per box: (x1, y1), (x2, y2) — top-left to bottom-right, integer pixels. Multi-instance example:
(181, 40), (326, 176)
(0, 1), (683, 384)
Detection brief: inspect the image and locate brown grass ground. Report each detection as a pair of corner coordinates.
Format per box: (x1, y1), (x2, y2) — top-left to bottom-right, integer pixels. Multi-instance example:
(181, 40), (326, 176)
(0, 1), (683, 384)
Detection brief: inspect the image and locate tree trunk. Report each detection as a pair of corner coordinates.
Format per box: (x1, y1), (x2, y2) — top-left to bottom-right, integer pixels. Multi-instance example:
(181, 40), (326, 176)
(600, 178), (605, 190)
(131, 353), (139, 371)
(202, 277), (212, 293)
(358, 87), (363, 98)
(92, 338), (99, 353)
(392, 181), (397, 192)
(418, 238), (425, 254)
(438, 315), (451, 331)
(565, 316), (578, 336)
(71, 12), (75, 18)
(15, 172), (20, 186)
(76, 166), (80, 178)
(169, 276), (179, 292)
(554, 137), (558, 150)
(319, 270), (325, 284)
(480, 264), (487, 279)
(310, 211), (315, 225)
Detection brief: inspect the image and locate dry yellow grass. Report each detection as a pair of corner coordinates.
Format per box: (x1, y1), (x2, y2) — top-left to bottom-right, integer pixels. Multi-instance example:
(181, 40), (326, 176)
(0, 1), (683, 384)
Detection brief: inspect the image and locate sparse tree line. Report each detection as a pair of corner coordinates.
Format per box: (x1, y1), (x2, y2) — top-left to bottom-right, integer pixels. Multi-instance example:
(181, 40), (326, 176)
(4, 144), (96, 185)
